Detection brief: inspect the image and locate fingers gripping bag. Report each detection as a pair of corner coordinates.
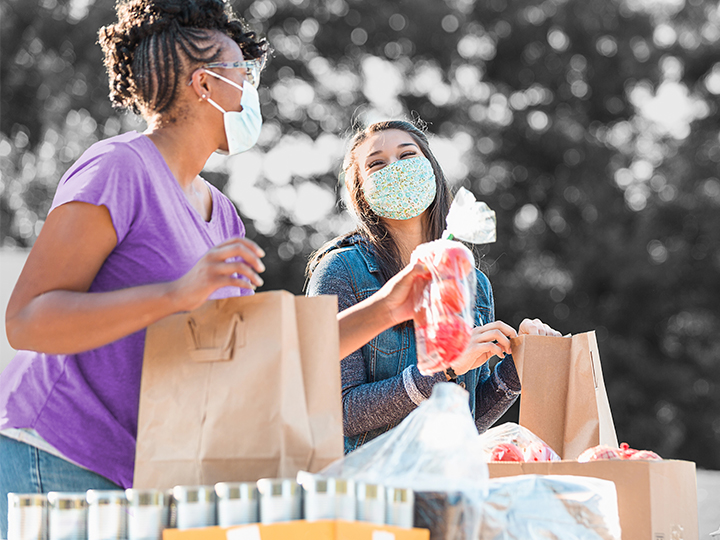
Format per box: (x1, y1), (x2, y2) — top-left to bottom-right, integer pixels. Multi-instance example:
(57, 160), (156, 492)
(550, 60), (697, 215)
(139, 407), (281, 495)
(411, 187), (497, 375)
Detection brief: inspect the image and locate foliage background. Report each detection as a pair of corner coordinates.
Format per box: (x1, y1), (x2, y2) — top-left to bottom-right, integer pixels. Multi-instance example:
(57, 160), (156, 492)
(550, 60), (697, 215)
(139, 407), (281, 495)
(1, 0), (719, 468)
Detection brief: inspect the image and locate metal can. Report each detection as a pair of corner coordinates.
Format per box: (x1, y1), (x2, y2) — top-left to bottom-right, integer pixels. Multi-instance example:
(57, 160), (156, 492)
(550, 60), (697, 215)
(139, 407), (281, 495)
(47, 492), (87, 540)
(330, 479), (356, 521)
(214, 482), (258, 526)
(298, 474), (356, 522)
(385, 487), (414, 529)
(86, 490), (126, 540)
(171, 486), (216, 530)
(256, 479), (301, 524)
(7, 493), (47, 540)
(125, 489), (165, 540)
(355, 482), (385, 525)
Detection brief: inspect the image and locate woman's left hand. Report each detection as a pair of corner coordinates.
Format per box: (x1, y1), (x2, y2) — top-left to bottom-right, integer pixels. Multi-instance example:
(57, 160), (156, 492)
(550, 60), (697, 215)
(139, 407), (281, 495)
(449, 320), (518, 376)
(518, 318), (562, 336)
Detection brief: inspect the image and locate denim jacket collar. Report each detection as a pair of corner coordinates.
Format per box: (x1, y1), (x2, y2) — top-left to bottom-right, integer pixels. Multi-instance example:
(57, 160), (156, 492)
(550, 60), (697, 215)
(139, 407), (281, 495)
(325, 233), (381, 274)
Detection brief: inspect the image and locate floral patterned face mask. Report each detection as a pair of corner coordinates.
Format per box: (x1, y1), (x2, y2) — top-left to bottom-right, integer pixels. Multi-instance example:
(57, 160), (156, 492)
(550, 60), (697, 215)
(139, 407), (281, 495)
(362, 156), (437, 220)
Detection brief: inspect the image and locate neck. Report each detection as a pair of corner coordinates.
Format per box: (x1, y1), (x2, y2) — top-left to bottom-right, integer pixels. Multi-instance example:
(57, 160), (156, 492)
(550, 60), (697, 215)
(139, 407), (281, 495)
(384, 215), (426, 266)
(144, 120), (217, 189)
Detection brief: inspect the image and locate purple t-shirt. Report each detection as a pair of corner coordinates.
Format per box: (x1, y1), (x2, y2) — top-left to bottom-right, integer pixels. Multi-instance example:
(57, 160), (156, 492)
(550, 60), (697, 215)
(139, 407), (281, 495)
(0, 131), (251, 487)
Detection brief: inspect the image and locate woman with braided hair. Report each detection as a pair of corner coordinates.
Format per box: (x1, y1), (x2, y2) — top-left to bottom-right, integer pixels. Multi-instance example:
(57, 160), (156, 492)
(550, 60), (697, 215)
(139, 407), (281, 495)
(0, 0), (430, 532)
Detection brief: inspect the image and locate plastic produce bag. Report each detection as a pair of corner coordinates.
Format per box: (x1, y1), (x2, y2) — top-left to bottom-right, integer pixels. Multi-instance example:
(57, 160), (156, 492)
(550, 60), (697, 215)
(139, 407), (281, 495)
(479, 475), (622, 540)
(477, 422), (561, 463)
(411, 239), (476, 375)
(577, 442), (662, 462)
(320, 383), (490, 539)
(442, 187), (497, 245)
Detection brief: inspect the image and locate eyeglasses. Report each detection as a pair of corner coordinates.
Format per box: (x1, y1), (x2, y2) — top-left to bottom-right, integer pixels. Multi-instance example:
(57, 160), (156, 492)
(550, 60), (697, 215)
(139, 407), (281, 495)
(201, 57), (265, 88)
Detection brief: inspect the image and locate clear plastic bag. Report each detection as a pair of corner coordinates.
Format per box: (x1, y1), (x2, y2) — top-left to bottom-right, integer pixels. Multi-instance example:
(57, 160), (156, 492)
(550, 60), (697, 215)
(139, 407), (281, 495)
(410, 239), (476, 375)
(443, 187), (497, 245)
(480, 475), (622, 540)
(477, 422), (561, 463)
(321, 383), (490, 539)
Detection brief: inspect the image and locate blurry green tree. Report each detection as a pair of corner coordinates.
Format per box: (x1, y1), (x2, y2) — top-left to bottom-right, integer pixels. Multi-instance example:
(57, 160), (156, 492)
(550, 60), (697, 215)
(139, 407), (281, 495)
(1, 0), (719, 467)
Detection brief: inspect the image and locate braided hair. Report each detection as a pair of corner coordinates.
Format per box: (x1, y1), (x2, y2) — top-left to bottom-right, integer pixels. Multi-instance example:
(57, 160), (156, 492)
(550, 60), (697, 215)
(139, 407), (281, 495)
(98, 0), (267, 116)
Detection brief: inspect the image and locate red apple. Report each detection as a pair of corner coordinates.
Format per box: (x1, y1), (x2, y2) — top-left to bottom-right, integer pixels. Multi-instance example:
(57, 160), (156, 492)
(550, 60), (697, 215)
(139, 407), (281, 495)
(490, 443), (525, 462)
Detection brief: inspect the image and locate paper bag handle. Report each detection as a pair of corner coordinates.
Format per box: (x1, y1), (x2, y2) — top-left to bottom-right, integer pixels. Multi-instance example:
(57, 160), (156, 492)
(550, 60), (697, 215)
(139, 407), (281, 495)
(185, 312), (244, 362)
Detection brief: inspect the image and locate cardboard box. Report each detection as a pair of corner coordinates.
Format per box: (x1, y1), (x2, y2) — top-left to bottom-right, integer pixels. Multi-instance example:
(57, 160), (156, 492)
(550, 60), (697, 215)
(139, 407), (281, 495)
(163, 520), (430, 540)
(488, 459), (697, 540)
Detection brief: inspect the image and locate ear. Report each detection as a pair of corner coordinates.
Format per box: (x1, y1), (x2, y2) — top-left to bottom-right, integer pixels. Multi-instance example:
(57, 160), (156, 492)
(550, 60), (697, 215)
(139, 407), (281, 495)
(188, 68), (212, 100)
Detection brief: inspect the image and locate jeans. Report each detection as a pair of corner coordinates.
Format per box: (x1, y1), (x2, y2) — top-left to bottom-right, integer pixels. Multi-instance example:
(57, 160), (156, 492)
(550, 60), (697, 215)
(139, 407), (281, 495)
(0, 434), (120, 538)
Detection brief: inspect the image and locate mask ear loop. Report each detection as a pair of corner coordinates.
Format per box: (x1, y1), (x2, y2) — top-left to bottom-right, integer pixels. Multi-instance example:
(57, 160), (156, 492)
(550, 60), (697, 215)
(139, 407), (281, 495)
(204, 96), (227, 114)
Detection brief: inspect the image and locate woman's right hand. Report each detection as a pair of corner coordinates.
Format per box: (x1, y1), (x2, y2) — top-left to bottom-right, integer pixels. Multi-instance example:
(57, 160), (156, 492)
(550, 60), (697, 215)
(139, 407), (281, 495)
(169, 237), (266, 311)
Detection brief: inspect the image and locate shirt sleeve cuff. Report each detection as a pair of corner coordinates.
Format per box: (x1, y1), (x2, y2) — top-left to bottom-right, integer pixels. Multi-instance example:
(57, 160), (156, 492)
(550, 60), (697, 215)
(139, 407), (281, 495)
(494, 354), (521, 395)
(403, 365), (446, 404)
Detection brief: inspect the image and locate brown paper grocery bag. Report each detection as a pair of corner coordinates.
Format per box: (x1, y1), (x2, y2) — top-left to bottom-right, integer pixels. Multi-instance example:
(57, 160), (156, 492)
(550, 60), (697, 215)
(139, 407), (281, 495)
(510, 331), (618, 460)
(133, 290), (340, 489)
(295, 296), (343, 472)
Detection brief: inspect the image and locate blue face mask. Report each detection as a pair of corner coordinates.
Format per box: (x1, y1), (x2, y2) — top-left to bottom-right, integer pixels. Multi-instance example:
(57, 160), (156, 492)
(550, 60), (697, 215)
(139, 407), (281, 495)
(362, 156), (437, 220)
(204, 70), (262, 155)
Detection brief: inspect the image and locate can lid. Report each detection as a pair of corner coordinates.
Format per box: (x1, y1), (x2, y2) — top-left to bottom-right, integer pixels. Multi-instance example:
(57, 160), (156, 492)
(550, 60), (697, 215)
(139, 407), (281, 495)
(358, 483), (380, 499)
(47, 492), (88, 510)
(334, 479), (352, 495)
(87, 490), (127, 505)
(388, 487), (412, 503)
(125, 489), (164, 507)
(8, 493), (47, 508)
(257, 478), (299, 497)
(215, 482), (257, 501)
(172, 485), (216, 504)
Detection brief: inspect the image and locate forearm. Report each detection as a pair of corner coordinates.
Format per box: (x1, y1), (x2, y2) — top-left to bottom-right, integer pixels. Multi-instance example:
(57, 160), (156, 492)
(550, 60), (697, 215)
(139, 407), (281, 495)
(343, 364), (447, 437)
(337, 295), (395, 359)
(6, 282), (183, 355)
(474, 356), (521, 433)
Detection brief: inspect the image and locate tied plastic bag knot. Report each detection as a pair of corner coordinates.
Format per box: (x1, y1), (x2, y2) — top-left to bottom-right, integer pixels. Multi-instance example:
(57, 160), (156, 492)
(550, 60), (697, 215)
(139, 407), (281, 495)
(443, 187), (496, 245)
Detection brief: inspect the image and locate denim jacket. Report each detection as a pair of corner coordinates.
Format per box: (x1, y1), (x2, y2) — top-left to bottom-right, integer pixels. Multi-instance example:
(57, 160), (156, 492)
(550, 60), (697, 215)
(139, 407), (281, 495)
(307, 233), (520, 453)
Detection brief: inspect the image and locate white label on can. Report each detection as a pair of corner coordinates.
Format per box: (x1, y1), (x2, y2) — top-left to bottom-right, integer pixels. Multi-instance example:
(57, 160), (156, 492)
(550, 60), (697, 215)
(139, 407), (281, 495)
(126, 506), (164, 540)
(88, 505), (125, 540)
(50, 509), (87, 540)
(226, 525), (262, 540)
(372, 532), (395, 540)
(8, 506), (45, 540)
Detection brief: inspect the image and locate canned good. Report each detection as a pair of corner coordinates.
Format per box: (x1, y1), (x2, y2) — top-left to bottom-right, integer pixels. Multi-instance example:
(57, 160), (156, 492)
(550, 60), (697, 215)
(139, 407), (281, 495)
(298, 473), (356, 522)
(214, 482), (258, 526)
(356, 482), (385, 525)
(7, 493), (47, 540)
(331, 479), (356, 521)
(125, 489), (165, 540)
(256, 479), (301, 524)
(86, 490), (126, 540)
(172, 485), (216, 530)
(47, 492), (87, 540)
(385, 487), (414, 529)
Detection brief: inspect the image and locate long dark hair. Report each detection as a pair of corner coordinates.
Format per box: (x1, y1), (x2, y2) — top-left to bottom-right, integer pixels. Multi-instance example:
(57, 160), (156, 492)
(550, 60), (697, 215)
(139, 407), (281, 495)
(307, 120), (453, 285)
(98, 0), (267, 116)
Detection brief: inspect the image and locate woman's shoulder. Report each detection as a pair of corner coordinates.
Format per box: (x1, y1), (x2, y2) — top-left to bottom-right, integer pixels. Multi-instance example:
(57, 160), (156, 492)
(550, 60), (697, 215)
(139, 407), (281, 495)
(312, 233), (368, 273)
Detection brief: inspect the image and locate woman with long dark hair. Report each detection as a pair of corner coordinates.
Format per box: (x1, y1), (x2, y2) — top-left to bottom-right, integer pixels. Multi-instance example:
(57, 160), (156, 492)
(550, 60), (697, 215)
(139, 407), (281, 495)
(307, 120), (559, 453)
